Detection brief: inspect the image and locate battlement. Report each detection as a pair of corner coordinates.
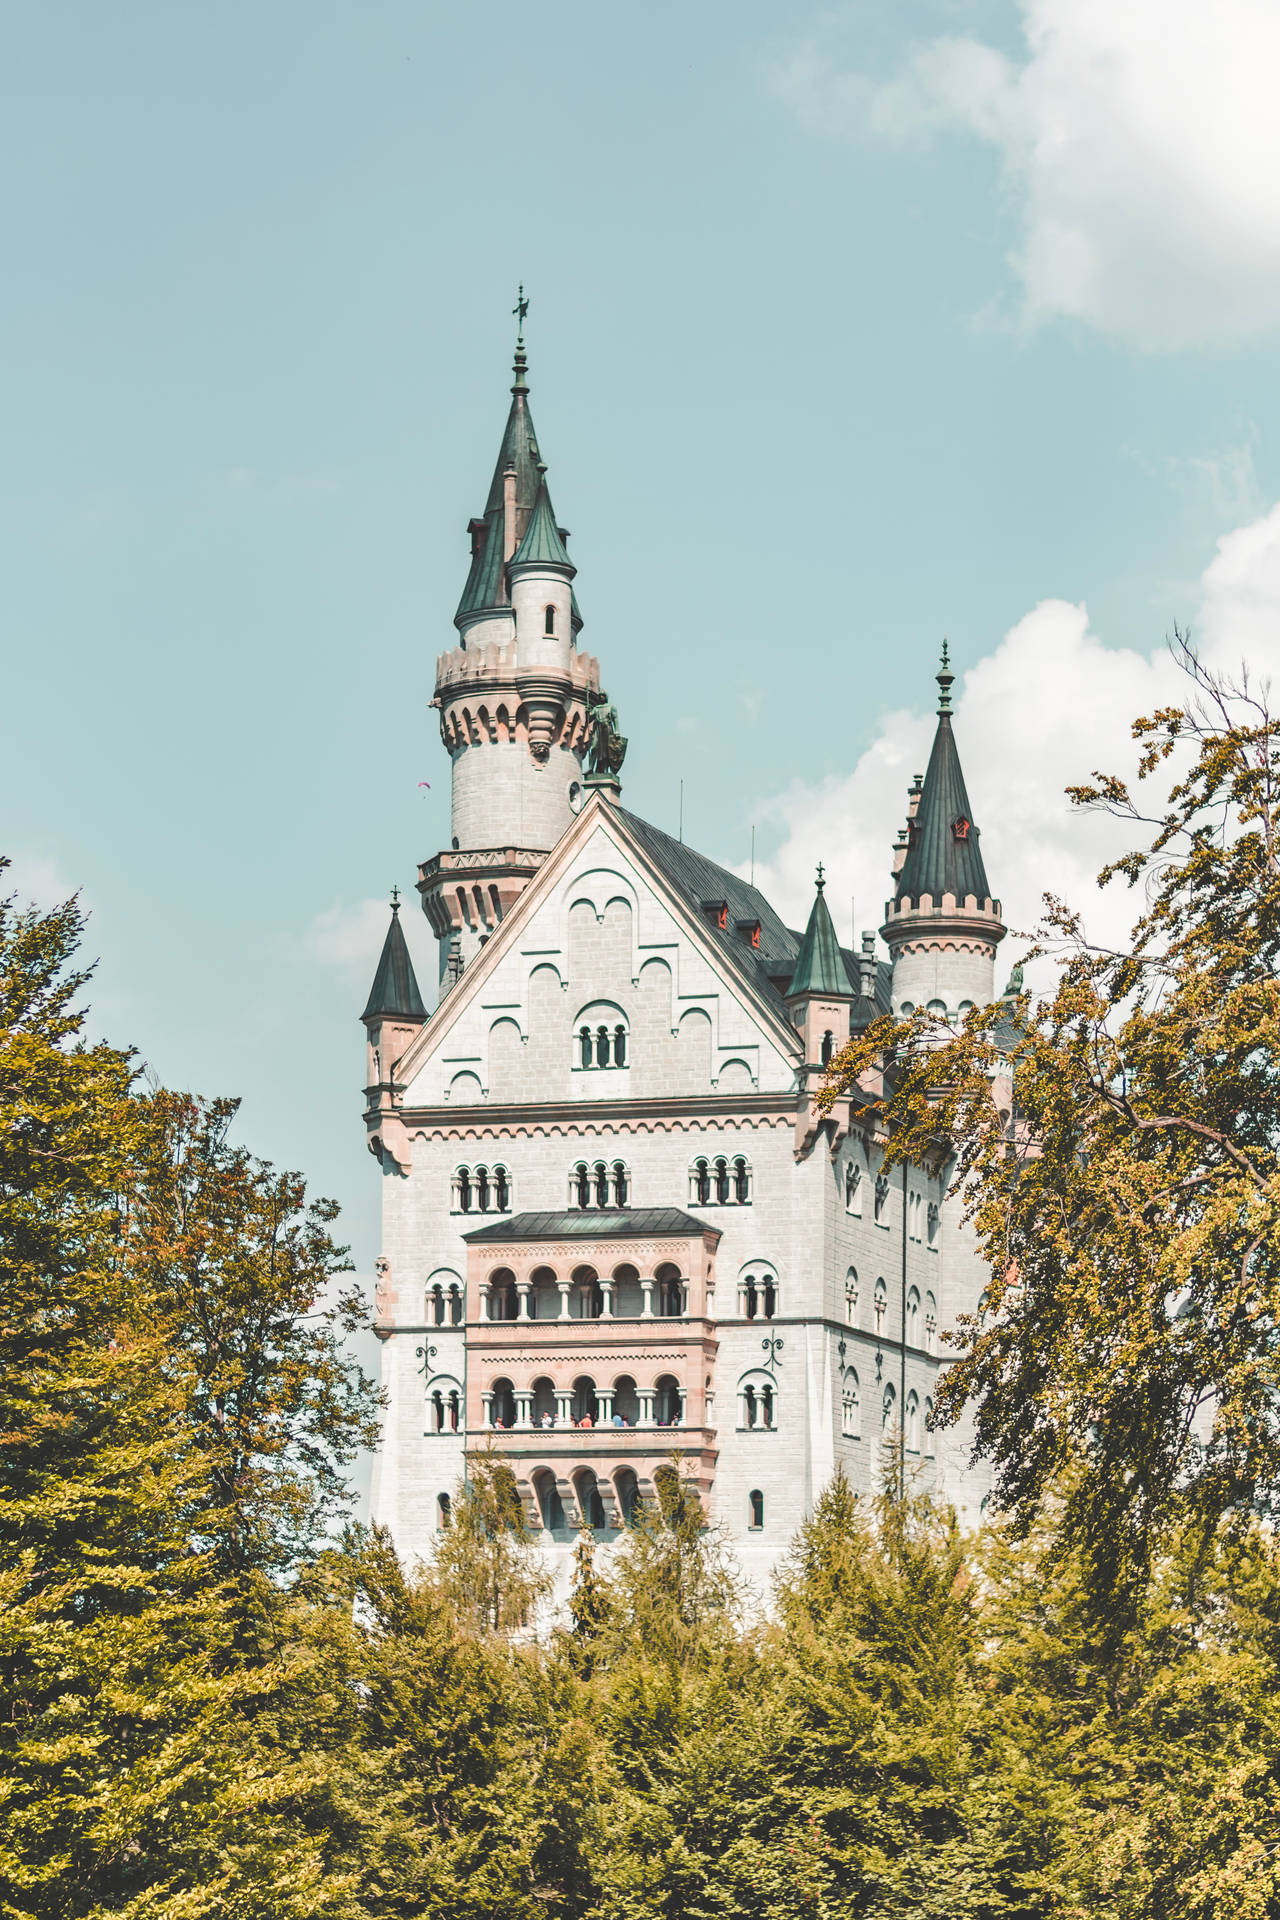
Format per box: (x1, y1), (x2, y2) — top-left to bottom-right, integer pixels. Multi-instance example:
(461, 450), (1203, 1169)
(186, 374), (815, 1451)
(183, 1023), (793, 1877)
(434, 642), (600, 701)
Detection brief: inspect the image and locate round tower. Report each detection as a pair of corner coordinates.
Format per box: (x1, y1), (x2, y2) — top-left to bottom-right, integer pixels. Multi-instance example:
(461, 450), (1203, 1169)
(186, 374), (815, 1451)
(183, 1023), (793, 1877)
(421, 311), (605, 982)
(881, 646), (1004, 1018)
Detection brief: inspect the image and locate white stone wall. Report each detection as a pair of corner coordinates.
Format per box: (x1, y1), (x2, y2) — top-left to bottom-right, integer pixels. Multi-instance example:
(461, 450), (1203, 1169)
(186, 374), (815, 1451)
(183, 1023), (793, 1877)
(450, 736), (581, 854)
(889, 939), (996, 1016)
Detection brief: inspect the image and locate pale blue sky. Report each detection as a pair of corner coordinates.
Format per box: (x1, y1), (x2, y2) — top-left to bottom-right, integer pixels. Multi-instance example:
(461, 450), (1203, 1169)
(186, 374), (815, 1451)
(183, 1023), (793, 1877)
(4, 0), (1279, 1272)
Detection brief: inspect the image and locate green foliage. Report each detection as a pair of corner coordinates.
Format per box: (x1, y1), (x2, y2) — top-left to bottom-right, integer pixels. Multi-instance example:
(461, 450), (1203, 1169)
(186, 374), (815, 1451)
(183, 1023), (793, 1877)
(819, 644), (1280, 1613)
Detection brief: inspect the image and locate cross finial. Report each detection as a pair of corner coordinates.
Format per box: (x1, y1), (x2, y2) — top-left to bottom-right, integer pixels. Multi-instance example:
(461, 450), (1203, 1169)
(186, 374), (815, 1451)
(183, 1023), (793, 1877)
(513, 283), (529, 341)
(390, 885), (401, 912)
(816, 862), (826, 892)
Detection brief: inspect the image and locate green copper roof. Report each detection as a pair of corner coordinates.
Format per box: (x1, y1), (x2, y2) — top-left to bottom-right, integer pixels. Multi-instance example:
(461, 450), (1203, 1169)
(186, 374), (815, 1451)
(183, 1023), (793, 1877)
(455, 338), (560, 627)
(787, 868), (854, 997)
(509, 469), (575, 574)
(362, 899), (427, 1022)
(895, 649), (993, 907)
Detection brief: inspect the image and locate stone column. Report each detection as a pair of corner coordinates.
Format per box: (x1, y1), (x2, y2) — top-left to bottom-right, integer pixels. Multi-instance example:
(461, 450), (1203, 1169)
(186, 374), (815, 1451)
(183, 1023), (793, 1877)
(676, 1388), (688, 1427)
(517, 1281), (531, 1321)
(555, 1389), (574, 1427)
(596, 1388), (614, 1425)
(479, 1283), (491, 1323)
(600, 1279), (614, 1319)
(680, 1279), (690, 1317)
(515, 1391), (532, 1431)
(557, 1279), (572, 1321)
(640, 1277), (654, 1318)
(638, 1388), (655, 1427)
(481, 1390), (494, 1429)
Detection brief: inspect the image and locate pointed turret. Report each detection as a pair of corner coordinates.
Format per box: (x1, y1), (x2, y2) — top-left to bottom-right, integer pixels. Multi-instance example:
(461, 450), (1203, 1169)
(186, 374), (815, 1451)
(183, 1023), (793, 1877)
(363, 891), (427, 1022)
(786, 866), (854, 1070)
(881, 647), (1004, 1018)
(426, 298), (604, 981)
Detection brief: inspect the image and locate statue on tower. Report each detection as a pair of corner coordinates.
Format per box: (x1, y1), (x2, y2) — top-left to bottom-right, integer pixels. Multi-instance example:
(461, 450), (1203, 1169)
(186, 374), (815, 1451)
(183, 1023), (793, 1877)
(584, 687), (627, 779)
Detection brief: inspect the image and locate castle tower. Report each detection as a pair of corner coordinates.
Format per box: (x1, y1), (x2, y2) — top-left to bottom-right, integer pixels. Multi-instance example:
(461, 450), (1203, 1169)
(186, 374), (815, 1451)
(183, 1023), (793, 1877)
(785, 866), (856, 1081)
(881, 647), (1004, 1017)
(420, 312), (604, 983)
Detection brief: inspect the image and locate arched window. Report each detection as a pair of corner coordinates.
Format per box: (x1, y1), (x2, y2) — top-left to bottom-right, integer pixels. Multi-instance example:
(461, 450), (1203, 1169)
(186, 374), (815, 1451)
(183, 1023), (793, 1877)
(874, 1173), (890, 1223)
(845, 1162), (862, 1215)
(907, 1391), (921, 1453)
(490, 1378), (516, 1429)
(841, 1369), (860, 1438)
(737, 1370), (777, 1430)
(924, 1396), (935, 1454)
(544, 603), (556, 634)
(655, 1263), (684, 1318)
(874, 1278), (887, 1337)
(575, 1003), (628, 1071)
(436, 1492), (451, 1531)
(572, 1162), (591, 1208)
(612, 1374), (639, 1425)
(927, 1202), (940, 1248)
(653, 1374), (682, 1426)
(748, 1489), (764, 1530)
(574, 1266), (602, 1320)
(744, 1278), (758, 1320)
(881, 1383), (896, 1433)
(906, 1286), (921, 1346)
(925, 1292), (937, 1354)
(594, 1161), (610, 1208)
(531, 1377), (556, 1428)
(689, 1154), (751, 1205)
(574, 1469), (606, 1529)
(453, 1164), (510, 1214)
(612, 1161), (629, 1206)
(821, 1029), (833, 1065)
(572, 1376), (599, 1425)
(488, 1270), (518, 1323)
(741, 1268), (779, 1319)
(845, 1267), (859, 1322)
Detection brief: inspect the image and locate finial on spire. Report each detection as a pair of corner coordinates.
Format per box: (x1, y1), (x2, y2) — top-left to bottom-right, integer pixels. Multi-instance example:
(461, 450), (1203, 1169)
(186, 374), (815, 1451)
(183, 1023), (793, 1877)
(816, 862), (826, 892)
(390, 885), (401, 913)
(511, 285), (530, 393)
(936, 639), (954, 715)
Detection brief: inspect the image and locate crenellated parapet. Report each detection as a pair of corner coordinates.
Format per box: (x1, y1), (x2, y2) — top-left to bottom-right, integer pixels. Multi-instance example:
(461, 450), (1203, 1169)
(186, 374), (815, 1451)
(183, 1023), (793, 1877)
(433, 643), (601, 765)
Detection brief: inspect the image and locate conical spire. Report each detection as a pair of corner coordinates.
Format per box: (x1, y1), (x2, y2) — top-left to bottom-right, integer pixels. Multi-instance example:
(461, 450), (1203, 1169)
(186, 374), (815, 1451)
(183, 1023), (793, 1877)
(787, 866), (854, 997)
(362, 890), (427, 1022)
(510, 465), (575, 574)
(454, 310), (546, 628)
(894, 645), (992, 908)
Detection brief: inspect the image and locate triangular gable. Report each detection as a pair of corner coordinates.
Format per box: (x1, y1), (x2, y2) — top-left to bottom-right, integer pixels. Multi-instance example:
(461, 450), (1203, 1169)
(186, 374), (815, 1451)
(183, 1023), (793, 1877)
(394, 794), (803, 1093)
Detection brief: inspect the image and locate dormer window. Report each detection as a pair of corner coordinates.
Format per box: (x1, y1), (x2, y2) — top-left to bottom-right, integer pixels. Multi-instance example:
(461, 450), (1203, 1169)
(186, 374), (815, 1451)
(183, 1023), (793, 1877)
(953, 816), (971, 840)
(736, 919), (761, 949)
(544, 604), (556, 634)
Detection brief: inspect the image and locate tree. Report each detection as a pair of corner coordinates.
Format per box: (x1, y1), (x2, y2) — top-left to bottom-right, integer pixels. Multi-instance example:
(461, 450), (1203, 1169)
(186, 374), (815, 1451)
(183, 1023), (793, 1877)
(819, 643), (1280, 1611)
(430, 1447), (552, 1638)
(128, 1088), (380, 1580)
(603, 1461), (738, 1672)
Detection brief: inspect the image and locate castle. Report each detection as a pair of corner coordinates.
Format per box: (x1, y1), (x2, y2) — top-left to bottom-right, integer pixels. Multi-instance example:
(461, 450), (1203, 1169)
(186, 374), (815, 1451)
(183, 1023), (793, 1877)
(362, 318), (1005, 1598)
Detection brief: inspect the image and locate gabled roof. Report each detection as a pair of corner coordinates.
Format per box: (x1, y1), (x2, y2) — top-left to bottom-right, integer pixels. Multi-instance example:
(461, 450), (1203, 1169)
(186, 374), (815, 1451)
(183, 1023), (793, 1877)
(509, 469), (574, 574)
(362, 901), (427, 1023)
(895, 648), (993, 907)
(787, 870), (854, 997)
(462, 1206), (717, 1243)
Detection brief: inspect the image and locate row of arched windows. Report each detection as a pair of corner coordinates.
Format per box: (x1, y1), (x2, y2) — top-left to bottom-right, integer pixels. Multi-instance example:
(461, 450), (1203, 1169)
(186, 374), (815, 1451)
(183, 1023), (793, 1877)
(839, 1372), (934, 1449)
(482, 1262), (687, 1322)
(485, 1371), (686, 1430)
(843, 1269), (938, 1350)
(450, 1164), (511, 1214)
(578, 1022), (628, 1068)
(436, 1480), (766, 1537)
(570, 1160), (629, 1208)
(689, 1155), (751, 1205)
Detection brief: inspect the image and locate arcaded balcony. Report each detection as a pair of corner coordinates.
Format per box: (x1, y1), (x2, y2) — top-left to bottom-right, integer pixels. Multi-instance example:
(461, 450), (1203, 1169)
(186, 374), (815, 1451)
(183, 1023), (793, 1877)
(460, 1206), (722, 1324)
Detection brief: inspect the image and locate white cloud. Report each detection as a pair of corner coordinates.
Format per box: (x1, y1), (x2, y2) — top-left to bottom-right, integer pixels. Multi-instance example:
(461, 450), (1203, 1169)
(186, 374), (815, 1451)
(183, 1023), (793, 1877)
(776, 0), (1280, 347)
(307, 896), (402, 989)
(745, 501), (1280, 974)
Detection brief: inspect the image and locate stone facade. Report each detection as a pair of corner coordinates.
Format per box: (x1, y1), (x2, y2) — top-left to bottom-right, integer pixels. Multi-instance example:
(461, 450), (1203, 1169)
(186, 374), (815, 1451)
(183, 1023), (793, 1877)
(362, 336), (1000, 1609)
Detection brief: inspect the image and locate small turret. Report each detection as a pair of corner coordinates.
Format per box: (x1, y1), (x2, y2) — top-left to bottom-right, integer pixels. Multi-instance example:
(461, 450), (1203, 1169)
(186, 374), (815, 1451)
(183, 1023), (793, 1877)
(881, 646), (1004, 1019)
(362, 889), (427, 1094)
(786, 865), (855, 1068)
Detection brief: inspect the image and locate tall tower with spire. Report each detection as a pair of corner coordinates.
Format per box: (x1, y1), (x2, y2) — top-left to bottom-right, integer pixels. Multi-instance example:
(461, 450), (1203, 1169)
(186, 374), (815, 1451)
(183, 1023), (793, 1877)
(881, 647), (1004, 1017)
(420, 300), (604, 982)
